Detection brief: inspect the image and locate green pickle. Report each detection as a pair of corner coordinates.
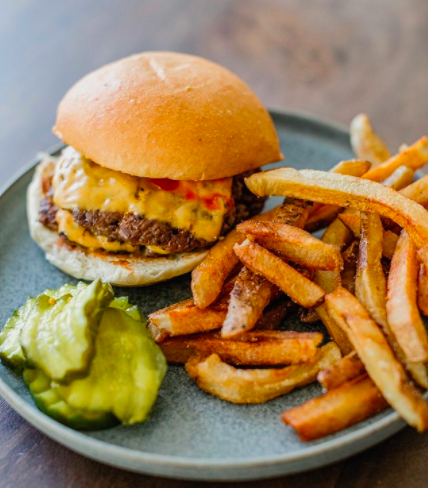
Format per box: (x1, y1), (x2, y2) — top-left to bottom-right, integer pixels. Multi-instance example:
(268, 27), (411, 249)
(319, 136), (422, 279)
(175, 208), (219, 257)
(23, 368), (118, 430)
(0, 297), (36, 369)
(20, 279), (113, 383)
(58, 308), (167, 425)
(109, 296), (142, 321)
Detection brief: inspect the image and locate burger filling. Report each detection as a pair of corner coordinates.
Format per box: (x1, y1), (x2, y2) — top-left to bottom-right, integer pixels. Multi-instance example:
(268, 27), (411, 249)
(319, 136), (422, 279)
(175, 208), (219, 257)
(39, 147), (265, 256)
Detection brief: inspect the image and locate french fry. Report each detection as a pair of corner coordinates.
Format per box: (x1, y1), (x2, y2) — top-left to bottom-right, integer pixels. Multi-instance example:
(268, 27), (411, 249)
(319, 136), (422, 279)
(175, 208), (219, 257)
(305, 204), (342, 233)
(362, 137), (428, 182)
(311, 159), (372, 214)
(237, 220), (343, 271)
(148, 293), (229, 342)
(386, 231), (428, 363)
(221, 267), (278, 339)
(418, 264), (428, 316)
(282, 375), (388, 441)
(298, 307), (320, 324)
(400, 174), (428, 206)
(317, 352), (366, 390)
(160, 330), (323, 366)
(382, 165), (414, 190)
(341, 240), (359, 294)
(350, 114), (391, 166)
(325, 287), (428, 431)
(233, 241), (325, 308)
(255, 298), (295, 330)
(313, 218), (354, 354)
(245, 168), (428, 257)
(355, 213), (388, 328)
(191, 208), (279, 308)
(222, 199), (310, 338)
(185, 343), (341, 404)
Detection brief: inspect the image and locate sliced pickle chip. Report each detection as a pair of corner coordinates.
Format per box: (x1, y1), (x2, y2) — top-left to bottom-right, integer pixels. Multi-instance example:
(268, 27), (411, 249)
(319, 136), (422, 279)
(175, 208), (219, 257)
(20, 279), (113, 383)
(43, 281), (87, 299)
(109, 296), (142, 321)
(0, 297), (36, 370)
(58, 308), (167, 425)
(24, 368), (118, 430)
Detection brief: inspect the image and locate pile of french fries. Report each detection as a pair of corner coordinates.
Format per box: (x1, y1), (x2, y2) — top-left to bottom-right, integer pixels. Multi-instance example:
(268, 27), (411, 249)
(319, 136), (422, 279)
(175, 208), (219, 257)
(149, 114), (428, 441)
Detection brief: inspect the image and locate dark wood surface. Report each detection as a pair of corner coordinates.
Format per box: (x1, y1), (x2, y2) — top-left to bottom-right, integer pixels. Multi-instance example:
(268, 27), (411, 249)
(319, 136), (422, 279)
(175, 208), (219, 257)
(1, 1), (428, 486)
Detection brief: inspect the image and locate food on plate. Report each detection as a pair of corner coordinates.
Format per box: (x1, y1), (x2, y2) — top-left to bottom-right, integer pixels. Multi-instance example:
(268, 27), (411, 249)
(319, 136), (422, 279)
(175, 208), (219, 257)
(245, 168), (428, 256)
(0, 281), (166, 429)
(282, 375), (388, 441)
(340, 240), (359, 294)
(350, 114), (391, 165)
(400, 174), (428, 206)
(236, 220), (343, 270)
(158, 330), (323, 366)
(221, 198), (309, 338)
(185, 342), (340, 404)
(325, 287), (428, 431)
(317, 352), (365, 390)
(28, 52), (280, 286)
(381, 166), (414, 190)
(386, 231), (428, 363)
(418, 264), (428, 316)
(362, 137), (428, 182)
(234, 241), (325, 308)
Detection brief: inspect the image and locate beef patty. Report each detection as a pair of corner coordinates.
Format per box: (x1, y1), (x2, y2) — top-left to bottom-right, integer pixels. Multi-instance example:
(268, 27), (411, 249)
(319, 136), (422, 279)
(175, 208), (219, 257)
(39, 169), (265, 254)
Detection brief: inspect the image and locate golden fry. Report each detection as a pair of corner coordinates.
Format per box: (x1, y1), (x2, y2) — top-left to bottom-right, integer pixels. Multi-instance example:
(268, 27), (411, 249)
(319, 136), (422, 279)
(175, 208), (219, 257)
(400, 174), (428, 206)
(234, 241), (325, 308)
(386, 231), (428, 363)
(246, 168), (428, 255)
(363, 137), (428, 182)
(382, 165), (414, 190)
(185, 343), (341, 404)
(317, 352), (366, 390)
(326, 287), (428, 432)
(282, 375), (388, 441)
(237, 220), (343, 271)
(160, 330), (323, 366)
(418, 264), (428, 316)
(350, 114), (391, 166)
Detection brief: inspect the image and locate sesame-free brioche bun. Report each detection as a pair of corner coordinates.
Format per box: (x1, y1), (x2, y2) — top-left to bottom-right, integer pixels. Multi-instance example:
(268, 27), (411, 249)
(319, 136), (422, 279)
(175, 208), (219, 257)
(53, 52), (281, 180)
(28, 158), (207, 286)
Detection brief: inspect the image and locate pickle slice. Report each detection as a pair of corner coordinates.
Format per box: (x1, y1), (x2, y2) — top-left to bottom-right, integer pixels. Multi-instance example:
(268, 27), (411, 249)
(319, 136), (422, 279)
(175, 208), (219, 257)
(24, 368), (118, 430)
(43, 281), (87, 299)
(58, 308), (167, 425)
(0, 297), (36, 370)
(20, 279), (113, 383)
(109, 296), (142, 321)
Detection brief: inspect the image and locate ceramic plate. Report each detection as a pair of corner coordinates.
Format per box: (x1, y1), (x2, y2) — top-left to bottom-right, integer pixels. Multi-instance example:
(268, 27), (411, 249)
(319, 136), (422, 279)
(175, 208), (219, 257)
(0, 111), (411, 481)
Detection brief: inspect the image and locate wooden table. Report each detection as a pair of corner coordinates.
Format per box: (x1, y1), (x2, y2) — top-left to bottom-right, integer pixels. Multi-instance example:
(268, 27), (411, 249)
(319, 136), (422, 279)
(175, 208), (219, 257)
(1, 1), (427, 486)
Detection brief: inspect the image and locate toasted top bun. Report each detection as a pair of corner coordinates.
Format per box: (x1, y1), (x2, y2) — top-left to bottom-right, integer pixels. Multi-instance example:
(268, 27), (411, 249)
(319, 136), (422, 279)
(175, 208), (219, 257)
(53, 52), (281, 180)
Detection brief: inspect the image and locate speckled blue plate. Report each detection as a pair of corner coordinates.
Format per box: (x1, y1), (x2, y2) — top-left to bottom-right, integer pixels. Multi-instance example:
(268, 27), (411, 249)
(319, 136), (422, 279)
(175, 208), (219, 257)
(0, 111), (411, 481)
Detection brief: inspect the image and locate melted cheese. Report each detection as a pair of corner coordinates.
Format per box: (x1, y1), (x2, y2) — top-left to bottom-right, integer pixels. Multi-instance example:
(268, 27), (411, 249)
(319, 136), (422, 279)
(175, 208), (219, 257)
(56, 210), (138, 253)
(53, 147), (233, 243)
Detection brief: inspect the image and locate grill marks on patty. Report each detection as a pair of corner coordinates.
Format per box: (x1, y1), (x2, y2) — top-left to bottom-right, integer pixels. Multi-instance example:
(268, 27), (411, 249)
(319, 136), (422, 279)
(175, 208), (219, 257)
(39, 169), (265, 254)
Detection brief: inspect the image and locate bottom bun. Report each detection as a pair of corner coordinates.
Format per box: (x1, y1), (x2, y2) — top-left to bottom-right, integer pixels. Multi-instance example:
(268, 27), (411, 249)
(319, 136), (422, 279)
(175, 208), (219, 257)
(27, 158), (207, 286)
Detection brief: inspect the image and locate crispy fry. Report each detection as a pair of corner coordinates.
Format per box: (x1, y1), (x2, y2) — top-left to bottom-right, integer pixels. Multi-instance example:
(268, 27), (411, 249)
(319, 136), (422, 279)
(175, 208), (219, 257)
(382, 165), (414, 190)
(234, 241), (325, 308)
(362, 137), (428, 182)
(246, 168), (428, 255)
(221, 266), (278, 339)
(255, 298), (294, 330)
(400, 174), (428, 206)
(325, 287), (428, 431)
(386, 231), (428, 363)
(317, 352), (366, 390)
(350, 114), (391, 166)
(305, 204), (342, 233)
(282, 375), (388, 441)
(186, 343), (341, 404)
(355, 213), (388, 327)
(418, 264), (428, 316)
(160, 330), (323, 366)
(237, 220), (343, 271)
(191, 208), (278, 308)
(312, 218), (354, 354)
(298, 307), (320, 323)
(341, 240), (359, 294)
(338, 213), (398, 260)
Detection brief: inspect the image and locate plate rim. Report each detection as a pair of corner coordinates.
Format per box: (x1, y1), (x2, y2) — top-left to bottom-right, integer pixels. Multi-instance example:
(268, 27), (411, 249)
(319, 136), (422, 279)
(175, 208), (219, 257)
(0, 109), (409, 479)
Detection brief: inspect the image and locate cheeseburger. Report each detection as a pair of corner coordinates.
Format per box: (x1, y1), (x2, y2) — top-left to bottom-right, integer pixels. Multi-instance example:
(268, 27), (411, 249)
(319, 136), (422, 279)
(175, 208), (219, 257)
(28, 52), (281, 285)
